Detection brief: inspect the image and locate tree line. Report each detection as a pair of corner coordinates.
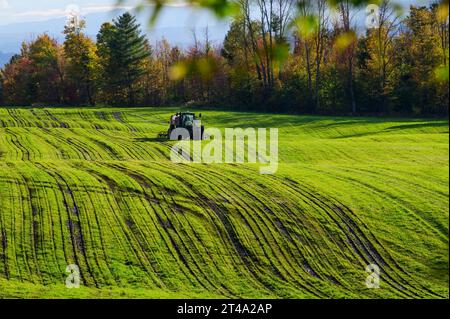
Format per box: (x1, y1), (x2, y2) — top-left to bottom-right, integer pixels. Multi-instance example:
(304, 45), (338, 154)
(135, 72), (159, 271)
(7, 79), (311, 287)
(0, 0), (448, 116)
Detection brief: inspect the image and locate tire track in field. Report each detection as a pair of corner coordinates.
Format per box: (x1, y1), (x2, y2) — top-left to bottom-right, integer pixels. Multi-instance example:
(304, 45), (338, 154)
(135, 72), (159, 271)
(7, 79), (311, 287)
(104, 163), (238, 294)
(234, 184), (325, 282)
(0, 164), (32, 282)
(316, 181), (446, 297)
(34, 163), (97, 288)
(218, 173), (322, 281)
(112, 112), (137, 132)
(239, 182), (335, 283)
(147, 162), (323, 297)
(21, 169), (65, 285)
(205, 170), (346, 296)
(95, 111), (107, 122)
(154, 162), (429, 297)
(72, 164), (152, 285)
(280, 176), (441, 298)
(82, 134), (124, 160)
(280, 176), (415, 296)
(340, 166), (448, 240)
(106, 163), (227, 293)
(242, 169), (418, 297)
(5, 129), (31, 161)
(95, 130), (155, 160)
(43, 110), (68, 128)
(188, 186), (292, 295)
(167, 165), (321, 296)
(78, 164), (167, 289)
(29, 109), (44, 128)
(58, 165), (122, 287)
(33, 128), (71, 160)
(0, 200), (10, 279)
(184, 166), (326, 297)
(40, 127), (102, 161)
(6, 109), (26, 127)
(188, 189), (274, 295)
(113, 164), (258, 294)
(4, 164), (46, 284)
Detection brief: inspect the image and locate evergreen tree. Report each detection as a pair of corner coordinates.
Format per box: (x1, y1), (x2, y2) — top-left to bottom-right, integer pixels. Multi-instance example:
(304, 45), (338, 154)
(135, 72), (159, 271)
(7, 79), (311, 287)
(96, 22), (117, 104)
(111, 12), (150, 106)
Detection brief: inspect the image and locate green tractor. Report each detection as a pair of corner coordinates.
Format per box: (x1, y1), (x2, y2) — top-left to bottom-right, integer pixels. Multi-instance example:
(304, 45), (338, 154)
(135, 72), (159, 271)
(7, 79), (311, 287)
(159, 112), (205, 140)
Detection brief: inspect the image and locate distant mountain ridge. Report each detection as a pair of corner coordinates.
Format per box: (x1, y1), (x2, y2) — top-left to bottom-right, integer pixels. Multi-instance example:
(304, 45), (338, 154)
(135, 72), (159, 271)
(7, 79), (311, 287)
(0, 51), (14, 67)
(0, 1), (428, 68)
(0, 6), (230, 61)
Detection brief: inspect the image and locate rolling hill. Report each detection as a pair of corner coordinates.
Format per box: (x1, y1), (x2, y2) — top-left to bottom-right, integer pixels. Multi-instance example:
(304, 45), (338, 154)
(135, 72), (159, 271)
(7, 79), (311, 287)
(0, 107), (448, 298)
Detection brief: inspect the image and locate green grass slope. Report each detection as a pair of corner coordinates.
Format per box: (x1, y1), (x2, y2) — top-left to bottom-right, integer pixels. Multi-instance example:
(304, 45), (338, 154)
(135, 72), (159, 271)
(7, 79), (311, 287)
(0, 107), (448, 298)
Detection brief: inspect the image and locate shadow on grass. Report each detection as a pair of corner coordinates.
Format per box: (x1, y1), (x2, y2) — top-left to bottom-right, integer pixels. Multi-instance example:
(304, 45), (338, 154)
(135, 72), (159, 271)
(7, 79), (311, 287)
(383, 122), (449, 132)
(331, 121), (449, 139)
(134, 137), (168, 142)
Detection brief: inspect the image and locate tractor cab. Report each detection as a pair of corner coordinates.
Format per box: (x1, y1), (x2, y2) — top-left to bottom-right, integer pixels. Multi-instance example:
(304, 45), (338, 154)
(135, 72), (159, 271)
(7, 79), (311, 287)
(159, 112), (204, 140)
(178, 112), (197, 128)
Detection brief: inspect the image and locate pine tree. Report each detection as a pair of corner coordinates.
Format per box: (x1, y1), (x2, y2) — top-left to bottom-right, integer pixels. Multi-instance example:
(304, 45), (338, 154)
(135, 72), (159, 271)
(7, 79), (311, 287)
(96, 22), (116, 104)
(110, 12), (150, 106)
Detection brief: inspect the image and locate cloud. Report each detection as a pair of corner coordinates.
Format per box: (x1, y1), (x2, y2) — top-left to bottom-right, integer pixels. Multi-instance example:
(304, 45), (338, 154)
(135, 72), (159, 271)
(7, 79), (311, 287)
(82, 4), (133, 14)
(9, 2), (193, 22)
(14, 8), (67, 18)
(0, 0), (9, 9)
(166, 0), (190, 7)
(13, 4), (133, 19)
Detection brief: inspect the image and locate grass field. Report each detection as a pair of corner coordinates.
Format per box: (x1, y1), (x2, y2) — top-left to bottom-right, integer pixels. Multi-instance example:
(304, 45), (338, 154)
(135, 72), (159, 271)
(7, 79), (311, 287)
(0, 106), (448, 298)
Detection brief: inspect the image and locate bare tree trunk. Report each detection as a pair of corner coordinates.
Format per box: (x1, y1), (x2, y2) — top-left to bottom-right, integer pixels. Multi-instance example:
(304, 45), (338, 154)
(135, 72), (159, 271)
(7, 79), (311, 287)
(241, 0), (264, 82)
(433, 3), (449, 66)
(305, 41), (313, 102)
(298, 0), (315, 112)
(314, 0), (328, 113)
(242, 18), (251, 75)
(349, 61), (356, 114)
(86, 81), (94, 105)
(339, 0), (357, 114)
(375, 0), (400, 114)
(258, 0), (272, 91)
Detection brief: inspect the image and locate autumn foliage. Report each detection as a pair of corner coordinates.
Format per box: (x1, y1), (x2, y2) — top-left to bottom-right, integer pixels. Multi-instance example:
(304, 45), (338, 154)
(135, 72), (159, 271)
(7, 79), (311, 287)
(0, 2), (448, 116)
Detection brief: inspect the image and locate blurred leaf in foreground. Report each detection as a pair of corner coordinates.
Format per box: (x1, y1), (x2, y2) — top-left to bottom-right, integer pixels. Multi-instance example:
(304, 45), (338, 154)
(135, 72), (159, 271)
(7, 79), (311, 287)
(435, 64), (449, 82)
(169, 57), (218, 81)
(293, 14), (318, 38)
(335, 31), (357, 51)
(271, 43), (290, 69)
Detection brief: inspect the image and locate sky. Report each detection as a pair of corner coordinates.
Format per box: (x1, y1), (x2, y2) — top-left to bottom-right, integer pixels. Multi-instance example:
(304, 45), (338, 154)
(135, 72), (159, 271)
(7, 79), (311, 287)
(0, 1), (230, 56)
(0, 0), (190, 26)
(0, 0), (436, 26)
(0, 0), (438, 59)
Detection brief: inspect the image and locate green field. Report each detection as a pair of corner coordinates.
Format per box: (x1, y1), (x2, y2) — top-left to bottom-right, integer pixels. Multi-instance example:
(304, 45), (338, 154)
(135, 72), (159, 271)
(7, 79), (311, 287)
(0, 107), (448, 298)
